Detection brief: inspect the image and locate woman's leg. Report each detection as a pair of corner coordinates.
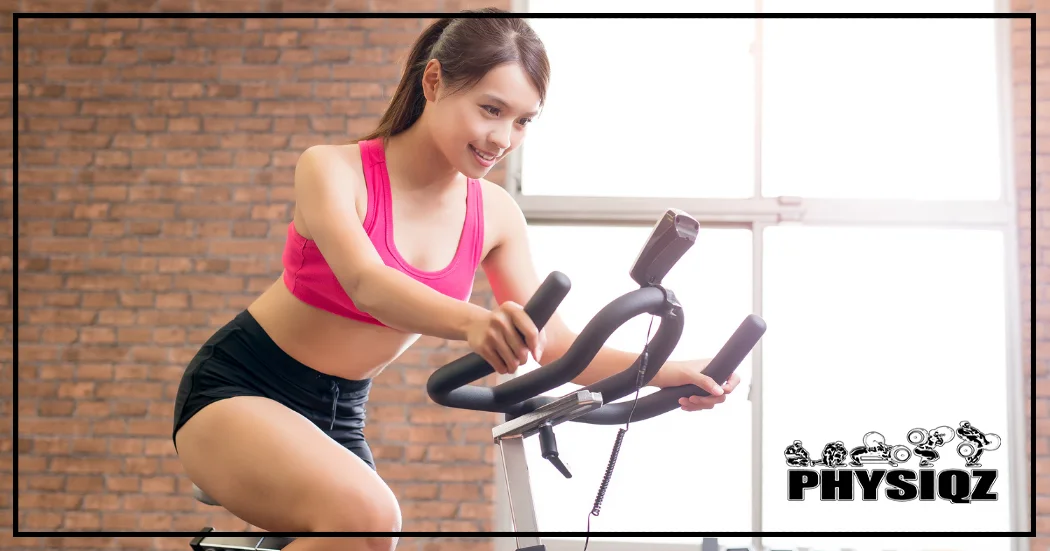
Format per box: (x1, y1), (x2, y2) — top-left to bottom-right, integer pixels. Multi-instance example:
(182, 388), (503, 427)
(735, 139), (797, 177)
(176, 396), (401, 551)
(284, 538), (395, 551)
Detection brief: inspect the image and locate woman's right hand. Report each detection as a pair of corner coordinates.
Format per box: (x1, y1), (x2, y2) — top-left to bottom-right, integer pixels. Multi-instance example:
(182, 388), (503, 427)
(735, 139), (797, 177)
(466, 301), (546, 375)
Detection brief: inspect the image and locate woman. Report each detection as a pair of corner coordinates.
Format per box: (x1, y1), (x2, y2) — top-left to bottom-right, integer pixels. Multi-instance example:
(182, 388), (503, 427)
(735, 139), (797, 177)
(173, 9), (739, 551)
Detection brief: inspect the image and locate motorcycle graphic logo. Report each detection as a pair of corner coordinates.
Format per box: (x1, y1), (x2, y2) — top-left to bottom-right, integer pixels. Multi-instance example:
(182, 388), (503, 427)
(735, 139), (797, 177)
(784, 420), (1001, 469)
(784, 420), (1001, 504)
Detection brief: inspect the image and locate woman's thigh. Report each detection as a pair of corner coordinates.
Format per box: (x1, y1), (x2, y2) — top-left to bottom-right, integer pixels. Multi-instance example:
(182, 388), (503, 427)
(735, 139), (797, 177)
(175, 395), (400, 533)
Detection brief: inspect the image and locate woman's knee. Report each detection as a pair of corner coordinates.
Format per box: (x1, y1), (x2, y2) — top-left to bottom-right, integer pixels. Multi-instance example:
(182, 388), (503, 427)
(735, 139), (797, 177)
(362, 537), (400, 551)
(312, 485), (402, 534)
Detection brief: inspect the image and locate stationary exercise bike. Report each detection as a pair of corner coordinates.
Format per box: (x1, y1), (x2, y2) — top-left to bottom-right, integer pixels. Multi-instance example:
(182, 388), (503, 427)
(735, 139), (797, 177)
(189, 209), (767, 551)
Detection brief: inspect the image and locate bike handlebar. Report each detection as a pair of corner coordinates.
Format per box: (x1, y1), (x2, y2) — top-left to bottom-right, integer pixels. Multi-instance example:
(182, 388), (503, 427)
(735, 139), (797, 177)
(505, 312), (766, 424)
(426, 270), (767, 425)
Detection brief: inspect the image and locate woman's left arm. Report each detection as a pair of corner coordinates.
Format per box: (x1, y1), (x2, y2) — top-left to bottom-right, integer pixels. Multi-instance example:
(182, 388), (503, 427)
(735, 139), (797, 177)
(478, 182), (739, 412)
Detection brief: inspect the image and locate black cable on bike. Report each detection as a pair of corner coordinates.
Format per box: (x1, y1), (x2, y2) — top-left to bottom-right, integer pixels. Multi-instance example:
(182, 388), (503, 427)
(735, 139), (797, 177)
(583, 315), (656, 551)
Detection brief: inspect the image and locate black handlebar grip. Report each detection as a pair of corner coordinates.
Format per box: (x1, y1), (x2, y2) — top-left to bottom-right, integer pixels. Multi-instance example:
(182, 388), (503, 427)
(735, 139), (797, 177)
(695, 314), (766, 387)
(573, 296), (684, 405)
(522, 271), (571, 332)
(649, 313), (766, 402)
(426, 271), (571, 405)
(493, 285), (676, 407)
(572, 314), (767, 425)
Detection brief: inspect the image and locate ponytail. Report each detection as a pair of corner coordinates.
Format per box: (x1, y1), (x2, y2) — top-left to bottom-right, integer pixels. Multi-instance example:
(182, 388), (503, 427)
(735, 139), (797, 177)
(353, 18), (455, 144)
(351, 9), (549, 144)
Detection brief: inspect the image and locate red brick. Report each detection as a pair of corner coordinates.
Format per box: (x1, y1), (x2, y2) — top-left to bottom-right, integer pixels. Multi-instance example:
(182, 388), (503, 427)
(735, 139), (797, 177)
(402, 501), (458, 519)
(299, 30), (365, 46)
(440, 483), (481, 501)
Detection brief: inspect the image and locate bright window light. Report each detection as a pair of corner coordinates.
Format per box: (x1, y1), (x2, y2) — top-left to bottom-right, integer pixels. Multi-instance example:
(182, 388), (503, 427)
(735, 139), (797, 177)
(762, 15), (1003, 200)
(518, 225), (754, 533)
(520, 16), (757, 199)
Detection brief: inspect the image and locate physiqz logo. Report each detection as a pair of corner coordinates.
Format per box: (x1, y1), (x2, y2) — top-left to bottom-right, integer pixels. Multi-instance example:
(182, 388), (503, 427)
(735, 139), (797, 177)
(785, 420), (1001, 504)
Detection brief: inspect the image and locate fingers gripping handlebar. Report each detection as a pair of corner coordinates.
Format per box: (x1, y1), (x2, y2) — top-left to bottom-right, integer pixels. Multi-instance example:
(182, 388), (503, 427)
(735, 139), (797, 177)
(426, 208), (768, 427)
(503, 283), (681, 410)
(426, 271), (687, 416)
(513, 312), (766, 425)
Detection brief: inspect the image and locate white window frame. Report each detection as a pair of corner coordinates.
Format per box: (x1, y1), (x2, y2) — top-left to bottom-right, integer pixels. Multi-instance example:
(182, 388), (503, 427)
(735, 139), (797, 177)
(494, 4), (1030, 551)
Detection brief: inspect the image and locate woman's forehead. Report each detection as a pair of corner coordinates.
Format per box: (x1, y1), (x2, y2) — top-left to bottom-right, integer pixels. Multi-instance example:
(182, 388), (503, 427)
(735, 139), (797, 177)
(472, 63), (542, 114)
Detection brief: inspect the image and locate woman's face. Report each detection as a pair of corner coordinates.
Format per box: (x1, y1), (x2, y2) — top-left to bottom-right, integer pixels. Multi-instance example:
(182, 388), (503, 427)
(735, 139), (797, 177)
(422, 60), (542, 180)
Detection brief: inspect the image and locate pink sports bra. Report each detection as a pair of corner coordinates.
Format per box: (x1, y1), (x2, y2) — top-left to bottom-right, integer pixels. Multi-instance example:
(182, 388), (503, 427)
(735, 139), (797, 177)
(281, 138), (485, 328)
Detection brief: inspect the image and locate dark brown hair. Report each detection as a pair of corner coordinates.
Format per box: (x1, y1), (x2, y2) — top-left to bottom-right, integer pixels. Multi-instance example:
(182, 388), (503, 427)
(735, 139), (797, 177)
(354, 8), (550, 143)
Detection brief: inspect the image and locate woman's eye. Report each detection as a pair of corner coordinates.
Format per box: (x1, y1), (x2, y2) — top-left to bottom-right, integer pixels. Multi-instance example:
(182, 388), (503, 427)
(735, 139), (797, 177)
(481, 105), (531, 126)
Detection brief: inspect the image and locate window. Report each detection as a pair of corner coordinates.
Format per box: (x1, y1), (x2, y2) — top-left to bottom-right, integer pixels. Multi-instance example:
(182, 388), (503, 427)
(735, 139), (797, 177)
(519, 14), (756, 199)
(519, 225), (754, 535)
(762, 17), (1003, 201)
(504, 2), (1025, 550)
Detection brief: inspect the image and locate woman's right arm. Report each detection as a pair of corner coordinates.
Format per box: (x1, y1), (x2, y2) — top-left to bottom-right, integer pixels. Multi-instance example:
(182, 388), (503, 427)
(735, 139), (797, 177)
(293, 146), (540, 374)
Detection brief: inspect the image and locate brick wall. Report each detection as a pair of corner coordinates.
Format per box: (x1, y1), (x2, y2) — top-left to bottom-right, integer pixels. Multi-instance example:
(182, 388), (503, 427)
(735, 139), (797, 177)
(11, 5), (509, 551)
(7, 6), (1039, 551)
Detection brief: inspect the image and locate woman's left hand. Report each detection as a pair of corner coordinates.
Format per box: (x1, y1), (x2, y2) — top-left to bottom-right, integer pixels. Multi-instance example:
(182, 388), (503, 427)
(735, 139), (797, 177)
(651, 359), (742, 412)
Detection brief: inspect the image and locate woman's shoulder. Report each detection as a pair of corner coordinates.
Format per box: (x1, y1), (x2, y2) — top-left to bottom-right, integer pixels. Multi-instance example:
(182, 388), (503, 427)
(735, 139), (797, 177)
(477, 178), (519, 217)
(291, 143), (371, 239)
(477, 178), (527, 250)
(298, 142), (365, 174)
(294, 143), (370, 199)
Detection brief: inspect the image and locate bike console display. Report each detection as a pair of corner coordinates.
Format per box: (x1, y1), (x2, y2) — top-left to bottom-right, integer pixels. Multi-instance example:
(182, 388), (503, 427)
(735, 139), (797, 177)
(629, 208), (699, 287)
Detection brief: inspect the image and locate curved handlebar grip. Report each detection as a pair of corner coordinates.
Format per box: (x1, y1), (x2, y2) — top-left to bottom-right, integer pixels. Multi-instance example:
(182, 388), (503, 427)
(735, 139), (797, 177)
(426, 271), (571, 406)
(523, 271), (572, 329)
(493, 286), (681, 407)
(568, 294), (684, 407)
(569, 314), (766, 425)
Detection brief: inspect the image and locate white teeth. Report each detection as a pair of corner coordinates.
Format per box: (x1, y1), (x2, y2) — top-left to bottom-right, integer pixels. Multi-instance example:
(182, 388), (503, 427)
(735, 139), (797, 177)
(472, 146), (495, 161)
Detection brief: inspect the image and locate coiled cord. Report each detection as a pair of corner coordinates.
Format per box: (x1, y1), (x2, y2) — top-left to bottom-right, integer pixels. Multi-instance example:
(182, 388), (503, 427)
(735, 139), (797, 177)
(590, 427), (627, 518)
(583, 315), (655, 550)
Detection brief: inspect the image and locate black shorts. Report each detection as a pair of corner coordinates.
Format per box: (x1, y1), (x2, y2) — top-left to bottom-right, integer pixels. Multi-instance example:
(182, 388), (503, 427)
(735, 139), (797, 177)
(172, 309), (376, 470)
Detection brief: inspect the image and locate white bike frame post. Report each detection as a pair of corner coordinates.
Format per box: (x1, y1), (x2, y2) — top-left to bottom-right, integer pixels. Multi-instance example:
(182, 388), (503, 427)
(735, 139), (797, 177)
(491, 390), (604, 551)
(499, 435), (542, 549)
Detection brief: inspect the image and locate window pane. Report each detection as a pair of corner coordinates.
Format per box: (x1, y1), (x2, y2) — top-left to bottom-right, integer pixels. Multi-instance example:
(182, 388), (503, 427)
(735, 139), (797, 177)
(520, 15), (756, 199)
(762, 11), (1004, 201)
(518, 225), (754, 532)
(762, 226), (1012, 532)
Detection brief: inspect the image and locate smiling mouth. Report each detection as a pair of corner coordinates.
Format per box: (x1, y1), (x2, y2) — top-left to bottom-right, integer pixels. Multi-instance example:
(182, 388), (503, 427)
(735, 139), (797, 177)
(470, 145), (498, 161)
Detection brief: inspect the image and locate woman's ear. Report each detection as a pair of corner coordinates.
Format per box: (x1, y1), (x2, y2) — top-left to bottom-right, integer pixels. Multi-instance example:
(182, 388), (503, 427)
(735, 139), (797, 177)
(421, 59), (443, 102)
